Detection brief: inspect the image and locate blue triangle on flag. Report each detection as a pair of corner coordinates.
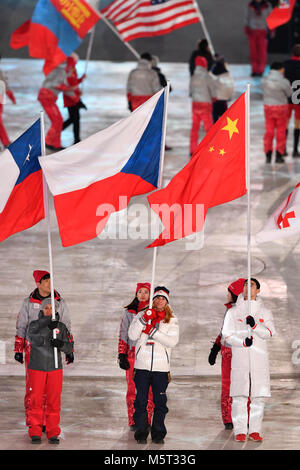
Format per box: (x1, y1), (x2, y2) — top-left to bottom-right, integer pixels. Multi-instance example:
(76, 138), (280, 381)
(8, 119), (41, 186)
(121, 91), (164, 188)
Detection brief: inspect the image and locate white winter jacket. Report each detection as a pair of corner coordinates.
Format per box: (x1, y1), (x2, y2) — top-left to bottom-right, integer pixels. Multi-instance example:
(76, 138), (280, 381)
(222, 296), (275, 398)
(212, 72), (235, 101)
(189, 67), (216, 103)
(126, 59), (161, 97)
(128, 311), (179, 372)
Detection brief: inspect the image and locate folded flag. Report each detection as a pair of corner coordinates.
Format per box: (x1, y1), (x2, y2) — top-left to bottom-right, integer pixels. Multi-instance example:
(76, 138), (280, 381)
(0, 119), (44, 242)
(39, 89), (165, 247)
(256, 183), (300, 243)
(10, 0), (100, 75)
(266, 0), (296, 30)
(146, 92), (247, 248)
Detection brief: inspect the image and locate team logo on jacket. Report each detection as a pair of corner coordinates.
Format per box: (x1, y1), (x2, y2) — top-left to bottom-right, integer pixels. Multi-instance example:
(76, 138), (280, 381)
(55, 328), (60, 335)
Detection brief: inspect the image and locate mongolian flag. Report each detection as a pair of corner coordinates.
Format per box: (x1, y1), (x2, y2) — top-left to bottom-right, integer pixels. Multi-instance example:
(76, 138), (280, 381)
(266, 0), (296, 30)
(146, 93), (247, 248)
(10, 0), (100, 75)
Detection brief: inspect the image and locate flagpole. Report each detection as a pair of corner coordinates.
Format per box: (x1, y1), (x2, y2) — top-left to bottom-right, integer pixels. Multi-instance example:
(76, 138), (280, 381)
(84, 26), (96, 77)
(149, 82), (171, 308)
(194, 2), (215, 56)
(246, 83), (251, 335)
(40, 111), (58, 369)
(100, 14), (140, 60)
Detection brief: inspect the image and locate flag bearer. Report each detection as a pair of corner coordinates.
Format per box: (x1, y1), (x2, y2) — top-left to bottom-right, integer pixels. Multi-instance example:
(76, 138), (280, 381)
(222, 278), (275, 442)
(128, 286), (179, 444)
(208, 278), (245, 430)
(261, 62), (292, 163)
(38, 63), (77, 151)
(118, 282), (154, 430)
(189, 56), (216, 155)
(27, 298), (73, 444)
(126, 52), (161, 112)
(14, 270), (72, 428)
(244, 0), (272, 77)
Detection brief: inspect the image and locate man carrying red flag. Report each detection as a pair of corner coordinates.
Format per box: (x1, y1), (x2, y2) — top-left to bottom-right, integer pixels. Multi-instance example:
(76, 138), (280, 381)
(147, 93), (247, 248)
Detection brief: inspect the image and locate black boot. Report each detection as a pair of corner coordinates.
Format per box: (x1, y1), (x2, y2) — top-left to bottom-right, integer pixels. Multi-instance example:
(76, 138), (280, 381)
(293, 129), (300, 157)
(266, 150), (272, 163)
(275, 151), (284, 163)
(283, 128), (288, 156)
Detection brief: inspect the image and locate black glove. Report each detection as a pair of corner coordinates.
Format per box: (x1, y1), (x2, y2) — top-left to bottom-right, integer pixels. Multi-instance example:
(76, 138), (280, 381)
(246, 315), (255, 328)
(51, 338), (64, 349)
(245, 337), (253, 347)
(118, 353), (130, 370)
(208, 342), (221, 365)
(48, 319), (59, 330)
(14, 352), (23, 364)
(65, 353), (74, 364)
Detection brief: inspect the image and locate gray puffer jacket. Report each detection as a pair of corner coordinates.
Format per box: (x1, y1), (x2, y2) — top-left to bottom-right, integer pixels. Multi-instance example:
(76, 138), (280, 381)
(126, 59), (161, 96)
(261, 70), (292, 106)
(28, 311), (73, 372)
(189, 67), (216, 103)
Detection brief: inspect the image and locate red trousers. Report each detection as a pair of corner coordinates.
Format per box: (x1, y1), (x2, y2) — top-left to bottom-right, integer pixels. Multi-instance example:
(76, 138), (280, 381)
(38, 88), (63, 148)
(130, 95), (151, 111)
(264, 104), (289, 154)
(288, 103), (300, 121)
(27, 368), (63, 439)
(220, 346), (232, 424)
(126, 349), (154, 426)
(0, 103), (10, 146)
(248, 29), (267, 75)
(190, 102), (213, 154)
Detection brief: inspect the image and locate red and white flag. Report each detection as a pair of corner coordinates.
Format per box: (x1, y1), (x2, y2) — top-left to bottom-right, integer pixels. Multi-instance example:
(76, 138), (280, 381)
(266, 0), (296, 30)
(101, 0), (201, 42)
(256, 183), (300, 243)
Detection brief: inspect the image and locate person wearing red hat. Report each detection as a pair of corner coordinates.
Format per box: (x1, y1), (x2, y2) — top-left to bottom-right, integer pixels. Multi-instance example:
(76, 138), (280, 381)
(208, 278), (245, 430)
(118, 282), (154, 429)
(189, 55), (216, 155)
(14, 270), (72, 428)
(62, 53), (87, 145)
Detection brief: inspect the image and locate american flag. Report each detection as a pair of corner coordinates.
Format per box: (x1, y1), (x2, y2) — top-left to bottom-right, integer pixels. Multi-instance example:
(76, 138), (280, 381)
(101, 0), (201, 42)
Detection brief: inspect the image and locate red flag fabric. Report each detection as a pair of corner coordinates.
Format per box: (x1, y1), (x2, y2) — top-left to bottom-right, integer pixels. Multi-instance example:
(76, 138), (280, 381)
(147, 93), (247, 248)
(101, 0), (201, 42)
(9, 20), (31, 49)
(266, 0), (296, 30)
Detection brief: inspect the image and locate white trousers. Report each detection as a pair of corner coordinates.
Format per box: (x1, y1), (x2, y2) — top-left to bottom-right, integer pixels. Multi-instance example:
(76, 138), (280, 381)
(231, 396), (265, 435)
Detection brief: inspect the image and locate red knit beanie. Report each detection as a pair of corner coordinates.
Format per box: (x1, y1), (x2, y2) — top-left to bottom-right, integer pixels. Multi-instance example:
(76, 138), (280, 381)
(33, 270), (50, 283)
(228, 278), (245, 297)
(136, 282), (151, 293)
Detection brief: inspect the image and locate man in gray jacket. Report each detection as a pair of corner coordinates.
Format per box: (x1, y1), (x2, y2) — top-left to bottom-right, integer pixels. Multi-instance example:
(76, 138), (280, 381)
(14, 269), (72, 427)
(27, 297), (73, 444)
(126, 52), (161, 112)
(261, 62), (292, 163)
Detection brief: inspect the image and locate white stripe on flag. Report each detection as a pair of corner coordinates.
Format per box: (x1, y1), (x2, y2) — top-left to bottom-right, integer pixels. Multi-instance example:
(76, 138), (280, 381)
(39, 89), (164, 197)
(0, 148), (20, 213)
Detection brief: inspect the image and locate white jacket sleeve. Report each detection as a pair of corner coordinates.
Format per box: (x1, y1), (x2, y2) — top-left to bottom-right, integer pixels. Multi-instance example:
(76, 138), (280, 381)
(222, 310), (248, 348)
(128, 311), (146, 342)
(252, 309), (275, 340)
(150, 317), (179, 348)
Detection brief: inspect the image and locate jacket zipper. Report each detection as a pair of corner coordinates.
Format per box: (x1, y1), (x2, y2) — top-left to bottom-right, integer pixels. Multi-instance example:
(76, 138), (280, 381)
(150, 344), (154, 371)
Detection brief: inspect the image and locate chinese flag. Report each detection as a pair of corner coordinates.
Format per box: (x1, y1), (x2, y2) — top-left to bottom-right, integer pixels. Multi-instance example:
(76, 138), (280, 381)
(147, 93), (247, 248)
(266, 0), (296, 30)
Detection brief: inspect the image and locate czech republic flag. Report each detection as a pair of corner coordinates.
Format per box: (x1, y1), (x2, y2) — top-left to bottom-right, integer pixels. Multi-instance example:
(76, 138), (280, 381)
(39, 90), (166, 247)
(10, 0), (100, 75)
(0, 119), (45, 243)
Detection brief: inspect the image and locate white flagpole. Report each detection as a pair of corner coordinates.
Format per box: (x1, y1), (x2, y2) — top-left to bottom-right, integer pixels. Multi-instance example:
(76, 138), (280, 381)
(40, 111), (58, 369)
(246, 84), (252, 336)
(149, 82), (170, 308)
(194, 2), (215, 56)
(84, 27), (96, 77)
(100, 14), (140, 60)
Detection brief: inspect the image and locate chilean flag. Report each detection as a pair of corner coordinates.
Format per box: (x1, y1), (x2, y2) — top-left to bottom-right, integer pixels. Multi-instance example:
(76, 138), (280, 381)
(0, 119), (45, 243)
(39, 89), (165, 247)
